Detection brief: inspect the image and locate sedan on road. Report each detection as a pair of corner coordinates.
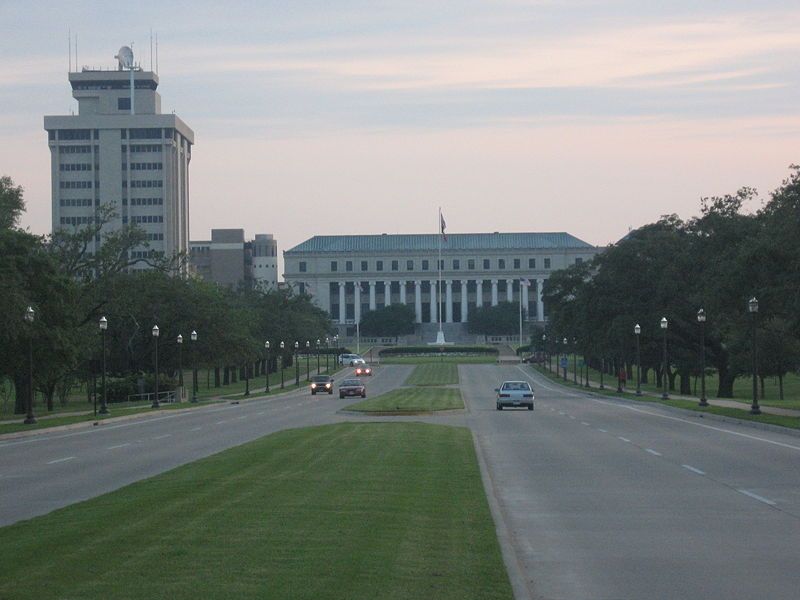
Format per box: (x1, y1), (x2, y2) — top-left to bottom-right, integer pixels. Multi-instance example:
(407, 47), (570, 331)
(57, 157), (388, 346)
(496, 380), (534, 410)
(355, 365), (372, 376)
(310, 375), (334, 395)
(339, 378), (366, 399)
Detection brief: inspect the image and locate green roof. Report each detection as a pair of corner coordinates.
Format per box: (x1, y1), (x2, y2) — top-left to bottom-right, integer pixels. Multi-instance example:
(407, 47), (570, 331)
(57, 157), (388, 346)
(286, 233), (594, 254)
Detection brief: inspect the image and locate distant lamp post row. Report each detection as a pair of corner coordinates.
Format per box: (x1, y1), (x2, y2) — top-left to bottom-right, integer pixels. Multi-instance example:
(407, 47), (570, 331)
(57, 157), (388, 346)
(660, 317), (669, 400)
(24, 306), (36, 424)
(634, 323), (642, 396)
(749, 297), (760, 415)
(697, 309), (707, 407)
(264, 341), (271, 393)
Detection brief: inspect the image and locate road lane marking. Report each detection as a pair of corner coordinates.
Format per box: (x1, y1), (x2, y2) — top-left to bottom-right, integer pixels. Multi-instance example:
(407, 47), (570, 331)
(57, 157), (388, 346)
(598, 428), (608, 433)
(558, 411), (565, 415)
(581, 422), (590, 426)
(47, 456), (75, 465)
(737, 489), (777, 506)
(569, 415), (576, 420)
(107, 443), (130, 450)
(682, 465), (705, 475)
(214, 420), (227, 425)
(256, 412), (265, 416)
(618, 436), (631, 443)
(236, 416), (247, 420)
(190, 427), (203, 432)
(645, 448), (662, 456)
(153, 434), (171, 440)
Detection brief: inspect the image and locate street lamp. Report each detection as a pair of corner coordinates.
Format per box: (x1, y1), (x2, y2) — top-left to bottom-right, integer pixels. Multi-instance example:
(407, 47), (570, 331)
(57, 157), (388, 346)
(748, 297), (760, 415)
(325, 336), (330, 372)
(294, 341), (300, 386)
(572, 337), (578, 384)
(562, 337), (568, 380)
(264, 341), (270, 393)
(23, 306), (36, 424)
(243, 349), (250, 397)
(190, 330), (198, 403)
(634, 324), (642, 397)
(99, 316), (109, 415)
(305, 341), (311, 381)
(660, 317), (669, 400)
(151, 325), (160, 408)
(280, 341), (285, 389)
(541, 334), (547, 368)
(177, 334), (184, 400)
(316, 338), (321, 374)
(697, 309), (708, 407)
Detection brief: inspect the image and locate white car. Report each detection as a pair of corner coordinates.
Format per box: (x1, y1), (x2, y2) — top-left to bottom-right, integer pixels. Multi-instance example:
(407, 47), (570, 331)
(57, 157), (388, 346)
(339, 353), (365, 366)
(495, 381), (534, 411)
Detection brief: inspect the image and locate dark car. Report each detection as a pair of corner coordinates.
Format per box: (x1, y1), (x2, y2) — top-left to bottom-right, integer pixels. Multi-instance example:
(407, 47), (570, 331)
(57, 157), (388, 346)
(339, 378), (366, 399)
(310, 375), (334, 395)
(354, 365), (372, 377)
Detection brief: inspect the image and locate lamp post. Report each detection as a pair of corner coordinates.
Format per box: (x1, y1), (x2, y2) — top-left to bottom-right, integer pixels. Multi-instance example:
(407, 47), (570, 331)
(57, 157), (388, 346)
(152, 325), (160, 408)
(294, 341), (300, 386)
(552, 338), (557, 373)
(634, 324), (642, 397)
(541, 334), (547, 367)
(600, 357), (605, 390)
(280, 341), (285, 389)
(325, 336), (330, 372)
(697, 309), (708, 407)
(562, 337), (568, 380)
(749, 297), (760, 415)
(264, 341), (271, 393)
(99, 316), (109, 415)
(23, 306), (37, 424)
(316, 338), (321, 374)
(190, 330), (198, 403)
(305, 341), (311, 381)
(572, 338), (577, 384)
(243, 350), (250, 397)
(177, 334), (184, 401)
(660, 317), (669, 400)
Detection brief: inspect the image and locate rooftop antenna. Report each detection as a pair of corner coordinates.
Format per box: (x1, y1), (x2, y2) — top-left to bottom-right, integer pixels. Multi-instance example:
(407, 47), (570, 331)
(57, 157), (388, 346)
(155, 32), (158, 74)
(68, 29), (71, 72)
(115, 45), (135, 115)
(150, 29), (153, 71)
(75, 33), (78, 71)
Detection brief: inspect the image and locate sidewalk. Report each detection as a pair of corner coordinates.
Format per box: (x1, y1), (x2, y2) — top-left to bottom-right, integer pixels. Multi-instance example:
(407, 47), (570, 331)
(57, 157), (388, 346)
(539, 362), (800, 418)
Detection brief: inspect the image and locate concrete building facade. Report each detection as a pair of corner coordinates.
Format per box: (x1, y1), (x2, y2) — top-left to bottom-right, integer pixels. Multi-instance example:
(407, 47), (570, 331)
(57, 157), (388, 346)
(44, 52), (194, 267)
(190, 229), (278, 289)
(283, 232), (600, 336)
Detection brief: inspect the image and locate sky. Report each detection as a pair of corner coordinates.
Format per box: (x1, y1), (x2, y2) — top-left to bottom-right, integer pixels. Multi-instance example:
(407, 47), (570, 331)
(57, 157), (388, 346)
(2, 0), (799, 266)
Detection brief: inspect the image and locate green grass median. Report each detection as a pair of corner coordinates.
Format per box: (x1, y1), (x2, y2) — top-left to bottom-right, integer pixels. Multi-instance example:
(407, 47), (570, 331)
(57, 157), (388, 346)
(346, 388), (464, 413)
(406, 363), (459, 386)
(0, 422), (512, 600)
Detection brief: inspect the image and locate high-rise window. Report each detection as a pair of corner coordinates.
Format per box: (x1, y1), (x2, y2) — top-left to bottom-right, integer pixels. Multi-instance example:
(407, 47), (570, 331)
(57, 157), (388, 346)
(330, 261), (338, 272)
(422, 260), (429, 271)
(528, 258), (536, 268)
(544, 258), (551, 269)
(453, 259), (460, 270)
(376, 260), (383, 271)
(483, 259), (490, 269)
(513, 258), (520, 269)
(406, 260), (414, 270)
(498, 259), (505, 269)
(391, 260), (399, 271)
(346, 261), (353, 272)
(468, 259), (475, 270)
(299, 262), (307, 272)
(361, 260), (368, 271)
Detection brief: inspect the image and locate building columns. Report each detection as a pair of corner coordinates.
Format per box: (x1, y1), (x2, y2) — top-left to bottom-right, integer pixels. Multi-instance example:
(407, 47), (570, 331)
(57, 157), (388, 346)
(354, 281), (362, 323)
(338, 281), (346, 323)
(460, 280), (468, 323)
(429, 280), (438, 324)
(384, 281), (392, 306)
(506, 279), (514, 303)
(476, 280), (483, 308)
(400, 280), (407, 305)
(491, 279), (499, 306)
(522, 280), (529, 320)
(445, 280), (453, 323)
(536, 278), (545, 321)
(369, 281), (376, 311)
(414, 280), (422, 323)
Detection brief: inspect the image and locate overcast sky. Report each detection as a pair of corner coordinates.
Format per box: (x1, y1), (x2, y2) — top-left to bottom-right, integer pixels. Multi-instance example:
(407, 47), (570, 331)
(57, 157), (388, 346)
(3, 0), (799, 258)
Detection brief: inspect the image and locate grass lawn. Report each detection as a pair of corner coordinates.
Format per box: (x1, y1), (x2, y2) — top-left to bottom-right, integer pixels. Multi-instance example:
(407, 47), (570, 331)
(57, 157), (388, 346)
(346, 388), (464, 413)
(406, 363), (459, 386)
(534, 365), (800, 430)
(0, 422), (512, 600)
(381, 355), (496, 365)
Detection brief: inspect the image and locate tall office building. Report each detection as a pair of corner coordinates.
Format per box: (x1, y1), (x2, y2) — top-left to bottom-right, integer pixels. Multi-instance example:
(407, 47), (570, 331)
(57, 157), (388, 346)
(44, 46), (194, 268)
(190, 229), (279, 289)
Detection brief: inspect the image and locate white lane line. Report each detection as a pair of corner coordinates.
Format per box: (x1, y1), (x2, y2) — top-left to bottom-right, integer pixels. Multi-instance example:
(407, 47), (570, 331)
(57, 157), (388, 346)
(256, 412), (265, 416)
(581, 422), (590, 426)
(47, 456), (75, 465)
(214, 420), (227, 425)
(645, 448), (662, 456)
(190, 426), (203, 432)
(682, 464), (705, 475)
(236, 416), (247, 420)
(569, 416), (576, 420)
(618, 436), (631, 443)
(558, 411), (565, 415)
(598, 428), (608, 433)
(153, 434), (171, 440)
(107, 443), (130, 450)
(737, 489), (777, 506)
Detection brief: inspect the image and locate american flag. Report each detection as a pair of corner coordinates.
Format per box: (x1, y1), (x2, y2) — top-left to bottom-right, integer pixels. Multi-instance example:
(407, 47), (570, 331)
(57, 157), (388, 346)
(521, 278), (530, 286)
(440, 211), (447, 242)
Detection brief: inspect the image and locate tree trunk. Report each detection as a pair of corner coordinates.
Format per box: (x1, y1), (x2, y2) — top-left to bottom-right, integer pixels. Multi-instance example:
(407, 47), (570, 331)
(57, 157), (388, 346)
(716, 365), (735, 398)
(779, 374), (784, 400)
(759, 375), (766, 399)
(223, 367), (230, 385)
(655, 365), (663, 388)
(43, 381), (56, 412)
(214, 367), (220, 388)
(668, 368), (677, 392)
(641, 367), (649, 385)
(13, 372), (27, 414)
(679, 367), (691, 395)
(231, 367), (238, 383)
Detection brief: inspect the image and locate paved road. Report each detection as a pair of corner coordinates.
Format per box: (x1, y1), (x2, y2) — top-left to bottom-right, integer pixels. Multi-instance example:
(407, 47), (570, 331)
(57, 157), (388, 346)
(4, 362), (800, 599)
(461, 363), (800, 600)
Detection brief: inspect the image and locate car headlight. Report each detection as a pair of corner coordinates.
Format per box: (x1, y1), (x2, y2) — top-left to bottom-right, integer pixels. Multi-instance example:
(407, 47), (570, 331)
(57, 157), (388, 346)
(325, 383), (331, 388)
(311, 383), (317, 388)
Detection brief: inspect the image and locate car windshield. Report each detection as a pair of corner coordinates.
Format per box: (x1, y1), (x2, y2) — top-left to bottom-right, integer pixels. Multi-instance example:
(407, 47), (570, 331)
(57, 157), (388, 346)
(341, 379), (361, 386)
(312, 376), (331, 382)
(501, 382), (530, 391)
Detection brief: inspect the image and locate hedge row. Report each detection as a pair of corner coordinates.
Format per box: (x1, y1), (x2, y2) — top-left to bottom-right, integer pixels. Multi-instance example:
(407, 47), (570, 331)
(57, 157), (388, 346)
(379, 345), (499, 356)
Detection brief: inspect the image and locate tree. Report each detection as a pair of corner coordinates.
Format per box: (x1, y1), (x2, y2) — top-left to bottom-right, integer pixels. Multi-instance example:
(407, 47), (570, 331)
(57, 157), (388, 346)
(0, 176), (25, 230)
(360, 304), (415, 340)
(468, 302), (519, 335)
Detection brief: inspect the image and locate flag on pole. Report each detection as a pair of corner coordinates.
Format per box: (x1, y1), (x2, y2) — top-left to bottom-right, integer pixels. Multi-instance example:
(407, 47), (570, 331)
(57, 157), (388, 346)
(440, 211), (447, 242)
(521, 277), (530, 286)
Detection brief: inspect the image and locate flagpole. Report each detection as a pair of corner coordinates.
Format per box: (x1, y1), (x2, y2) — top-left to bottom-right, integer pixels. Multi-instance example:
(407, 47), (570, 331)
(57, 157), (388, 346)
(519, 281), (523, 350)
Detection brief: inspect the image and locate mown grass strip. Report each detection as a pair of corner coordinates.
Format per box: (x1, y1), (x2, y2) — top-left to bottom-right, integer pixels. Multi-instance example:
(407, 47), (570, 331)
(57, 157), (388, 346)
(406, 363), (459, 386)
(381, 355), (496, 365)
(346, 388), (464, 413)
(0, 422), (512, 600)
